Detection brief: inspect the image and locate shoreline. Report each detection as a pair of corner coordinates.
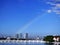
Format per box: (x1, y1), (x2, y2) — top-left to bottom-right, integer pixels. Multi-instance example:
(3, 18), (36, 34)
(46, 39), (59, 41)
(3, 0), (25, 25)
(0, 40), (46, 43)
(0, 40), (60, 44)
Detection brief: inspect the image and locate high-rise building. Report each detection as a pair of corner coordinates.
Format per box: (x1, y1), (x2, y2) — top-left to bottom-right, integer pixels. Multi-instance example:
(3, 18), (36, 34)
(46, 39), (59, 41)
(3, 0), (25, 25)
(19, 33), (23, 39)
(15, 34), (19, 39)
(24, 33), (28, 39)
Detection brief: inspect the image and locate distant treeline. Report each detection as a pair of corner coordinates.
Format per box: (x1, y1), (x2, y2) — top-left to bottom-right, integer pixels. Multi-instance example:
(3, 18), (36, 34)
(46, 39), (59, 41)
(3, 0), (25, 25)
(0, 37), (36, 40)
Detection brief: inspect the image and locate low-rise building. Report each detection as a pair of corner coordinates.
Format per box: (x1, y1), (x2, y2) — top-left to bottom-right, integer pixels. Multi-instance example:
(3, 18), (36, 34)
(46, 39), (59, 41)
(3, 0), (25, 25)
(53, 36), (60, 42)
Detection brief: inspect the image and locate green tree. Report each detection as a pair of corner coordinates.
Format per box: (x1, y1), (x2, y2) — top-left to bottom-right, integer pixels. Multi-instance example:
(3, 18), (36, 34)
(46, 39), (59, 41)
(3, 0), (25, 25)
(43, 35), (54, 42)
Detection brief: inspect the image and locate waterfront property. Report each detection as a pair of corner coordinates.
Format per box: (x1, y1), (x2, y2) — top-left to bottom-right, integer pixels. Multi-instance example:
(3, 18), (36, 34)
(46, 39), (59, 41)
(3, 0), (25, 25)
(53, 36), (60, 42)
(43, 35), (60, 42)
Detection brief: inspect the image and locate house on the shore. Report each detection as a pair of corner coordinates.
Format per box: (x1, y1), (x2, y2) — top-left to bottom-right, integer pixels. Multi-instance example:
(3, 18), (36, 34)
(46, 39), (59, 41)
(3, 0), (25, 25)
(53, 36), (60, 42)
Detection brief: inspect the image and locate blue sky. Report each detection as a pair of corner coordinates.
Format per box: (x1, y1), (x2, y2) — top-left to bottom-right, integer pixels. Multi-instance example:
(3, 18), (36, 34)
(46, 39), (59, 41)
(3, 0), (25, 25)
(0, 0), (60, 35)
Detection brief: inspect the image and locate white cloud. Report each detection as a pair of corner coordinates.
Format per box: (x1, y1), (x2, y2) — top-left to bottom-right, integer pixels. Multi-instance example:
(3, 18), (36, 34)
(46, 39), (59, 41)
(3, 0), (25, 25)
(47, 10), (52, 13)
(56, 4), (60, 7)
(47, 1), (60, 14)
(46, 2), (56, 5)
(56, 11), (60, 14)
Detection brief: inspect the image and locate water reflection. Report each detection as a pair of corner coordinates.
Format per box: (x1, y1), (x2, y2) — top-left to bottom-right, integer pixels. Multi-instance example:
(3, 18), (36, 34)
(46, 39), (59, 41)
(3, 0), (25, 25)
(45, 43), (54, 45)
(18, 42), (60, 45)
(53, 43), (60, 45)
(0, 42), (60, 45)
(45, 43), (60, 45)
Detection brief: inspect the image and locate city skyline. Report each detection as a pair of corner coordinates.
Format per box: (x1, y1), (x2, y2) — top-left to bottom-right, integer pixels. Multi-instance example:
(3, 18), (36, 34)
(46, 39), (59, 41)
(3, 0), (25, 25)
(0, 0), (60, 35)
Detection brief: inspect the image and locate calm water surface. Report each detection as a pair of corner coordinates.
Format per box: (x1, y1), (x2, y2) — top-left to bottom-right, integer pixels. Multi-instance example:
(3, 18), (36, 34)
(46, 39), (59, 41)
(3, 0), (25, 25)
(0, 42), (60, 45)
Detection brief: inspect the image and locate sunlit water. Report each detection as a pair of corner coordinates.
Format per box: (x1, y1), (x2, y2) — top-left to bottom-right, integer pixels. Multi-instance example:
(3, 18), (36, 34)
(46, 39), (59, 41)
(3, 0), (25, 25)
(0, 42), (60, 45)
